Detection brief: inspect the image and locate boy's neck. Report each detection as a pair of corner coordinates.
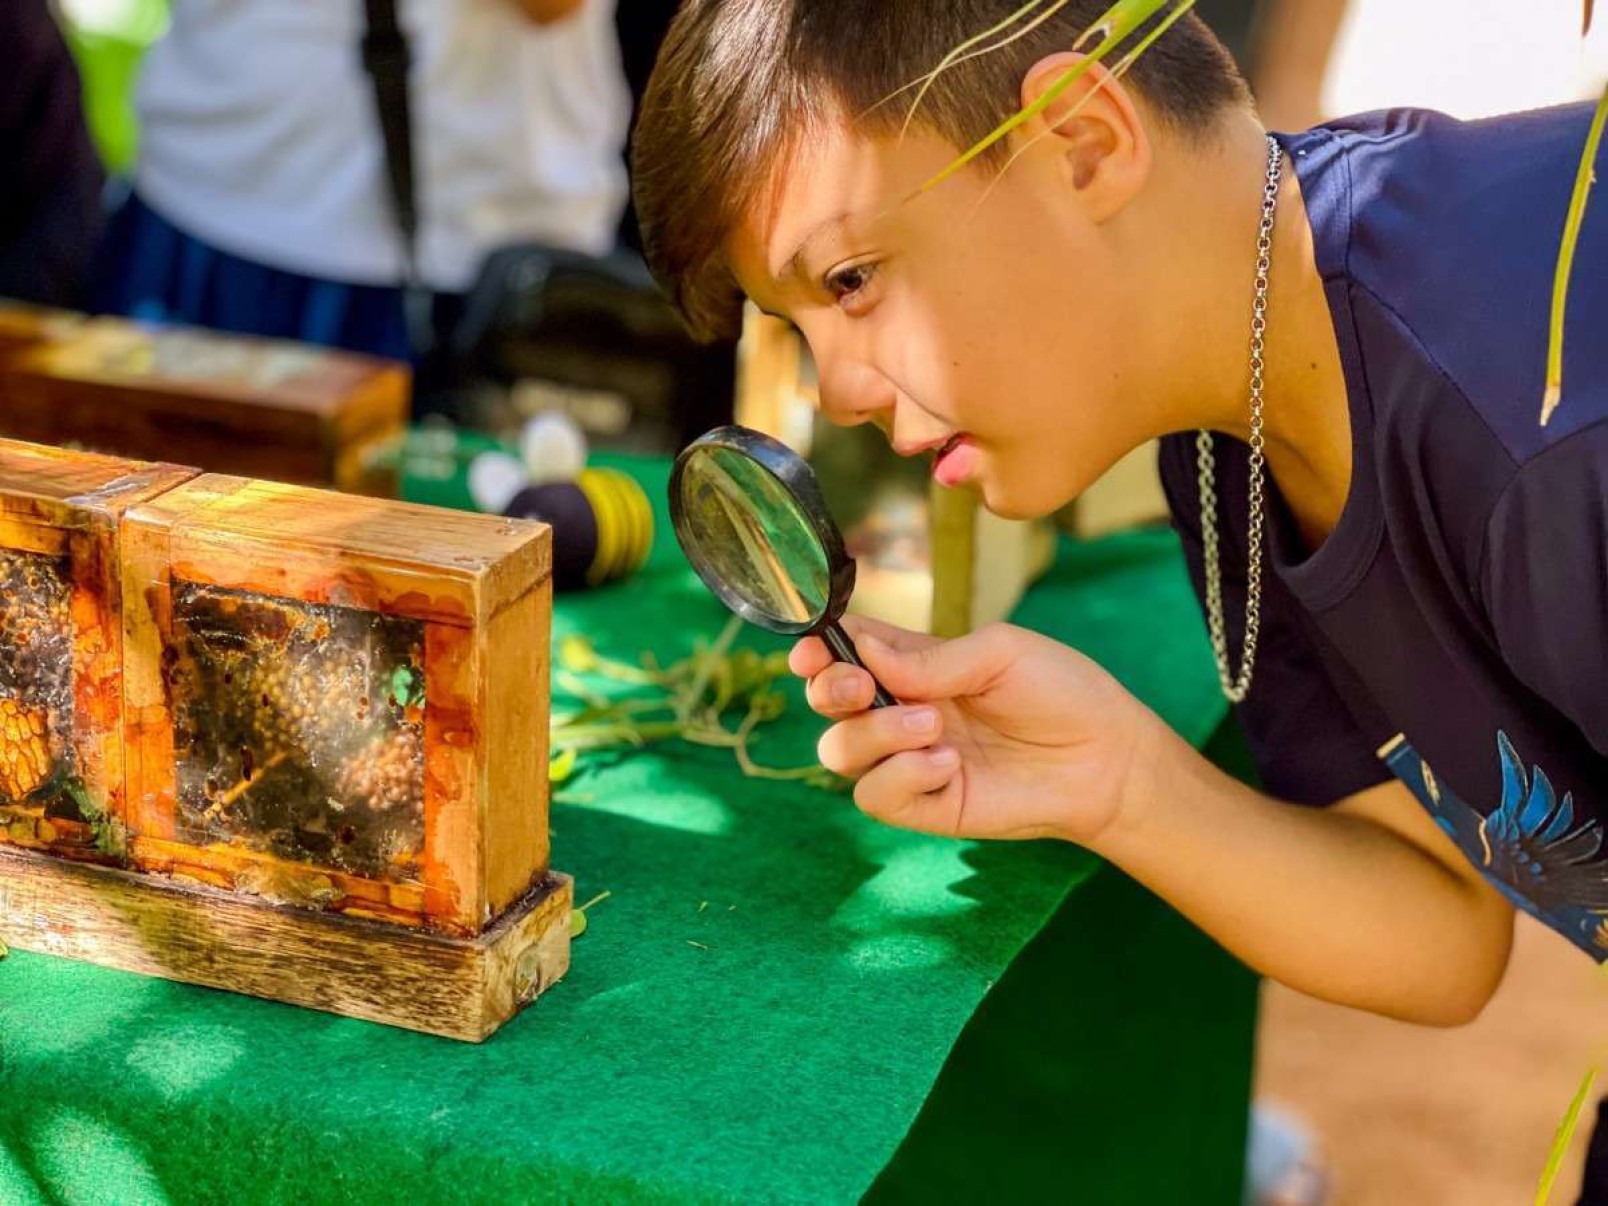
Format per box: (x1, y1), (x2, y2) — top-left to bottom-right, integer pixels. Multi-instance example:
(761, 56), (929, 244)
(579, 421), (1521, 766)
(1142, 112), (1354, 552)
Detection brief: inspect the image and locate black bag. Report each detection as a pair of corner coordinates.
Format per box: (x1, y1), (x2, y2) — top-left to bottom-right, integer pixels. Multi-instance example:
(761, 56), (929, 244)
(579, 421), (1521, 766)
(358, 0), (733, 450)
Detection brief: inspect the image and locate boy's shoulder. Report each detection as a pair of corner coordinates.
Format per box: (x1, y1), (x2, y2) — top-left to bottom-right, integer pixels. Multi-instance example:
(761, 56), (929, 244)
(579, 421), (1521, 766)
(1285, 102), (1608, 460)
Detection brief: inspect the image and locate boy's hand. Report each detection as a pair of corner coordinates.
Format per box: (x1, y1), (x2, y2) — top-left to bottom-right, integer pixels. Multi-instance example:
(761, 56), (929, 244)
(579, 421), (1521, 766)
(791, 616), (1157, 844)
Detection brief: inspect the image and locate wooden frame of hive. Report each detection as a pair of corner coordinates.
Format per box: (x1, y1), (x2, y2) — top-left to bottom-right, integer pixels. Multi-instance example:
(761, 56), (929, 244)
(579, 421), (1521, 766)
(0, 438), (570, 1042)
(0, 441), (196, 860)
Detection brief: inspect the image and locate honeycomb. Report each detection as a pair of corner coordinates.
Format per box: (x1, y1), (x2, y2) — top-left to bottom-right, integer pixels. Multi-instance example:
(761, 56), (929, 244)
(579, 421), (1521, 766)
(169, 583), (427, 881)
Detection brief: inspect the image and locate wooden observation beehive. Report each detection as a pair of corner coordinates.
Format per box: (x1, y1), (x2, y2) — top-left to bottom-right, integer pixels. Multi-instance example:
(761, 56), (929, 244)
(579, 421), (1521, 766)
(0, 438), (569, 1041)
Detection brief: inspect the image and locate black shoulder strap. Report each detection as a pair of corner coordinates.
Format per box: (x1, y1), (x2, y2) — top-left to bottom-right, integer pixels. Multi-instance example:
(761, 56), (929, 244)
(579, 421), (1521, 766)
(360, 0), (420, 287)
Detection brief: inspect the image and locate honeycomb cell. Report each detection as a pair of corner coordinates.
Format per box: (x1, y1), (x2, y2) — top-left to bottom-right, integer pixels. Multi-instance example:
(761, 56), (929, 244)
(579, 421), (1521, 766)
(169, 583), (426, 882)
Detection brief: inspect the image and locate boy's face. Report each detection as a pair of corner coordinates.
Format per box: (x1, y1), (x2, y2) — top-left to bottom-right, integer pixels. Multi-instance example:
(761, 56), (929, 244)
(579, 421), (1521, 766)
(729, 114), (1152, 520)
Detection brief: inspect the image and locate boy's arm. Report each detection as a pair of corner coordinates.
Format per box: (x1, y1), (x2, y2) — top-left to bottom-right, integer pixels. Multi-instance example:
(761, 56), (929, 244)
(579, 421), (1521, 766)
(1100, 731), (1515, 1026)
(802, 617), (1515, 1030)
(1143, 436), (1513, 1021)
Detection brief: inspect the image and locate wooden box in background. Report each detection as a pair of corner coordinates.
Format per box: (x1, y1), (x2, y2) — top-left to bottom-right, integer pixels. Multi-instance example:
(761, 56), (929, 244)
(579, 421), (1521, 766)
(0, 440), (195, 862)
(0, 302), (84, 369)
(0, 315), (408, 496)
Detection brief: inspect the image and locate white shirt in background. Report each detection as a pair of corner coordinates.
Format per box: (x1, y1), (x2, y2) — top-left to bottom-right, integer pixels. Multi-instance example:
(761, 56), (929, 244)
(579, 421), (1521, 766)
(1323, 0), (1608, 120)
(134, 0), (632, 293)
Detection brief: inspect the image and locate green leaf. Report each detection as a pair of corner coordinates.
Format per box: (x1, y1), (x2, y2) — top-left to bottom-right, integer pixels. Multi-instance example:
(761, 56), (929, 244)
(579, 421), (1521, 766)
(569, 889), (612, 939)
(549, 747), (579, 784)
(559, 635), (600, 674)
(1536, 1065), (1598, 1204)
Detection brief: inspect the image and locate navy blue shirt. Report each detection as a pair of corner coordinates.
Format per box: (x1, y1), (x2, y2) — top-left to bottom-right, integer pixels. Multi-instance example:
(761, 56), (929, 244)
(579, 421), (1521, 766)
(1159, 104), (1608, 958)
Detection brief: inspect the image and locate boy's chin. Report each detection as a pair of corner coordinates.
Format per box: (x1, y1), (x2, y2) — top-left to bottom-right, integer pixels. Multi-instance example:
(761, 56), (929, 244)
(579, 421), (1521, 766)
(975, 479), (1058, 523)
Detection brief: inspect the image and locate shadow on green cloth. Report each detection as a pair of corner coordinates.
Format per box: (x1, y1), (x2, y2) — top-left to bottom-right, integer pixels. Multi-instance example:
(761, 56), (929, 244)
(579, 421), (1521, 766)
(864, 716), (1262, 1206)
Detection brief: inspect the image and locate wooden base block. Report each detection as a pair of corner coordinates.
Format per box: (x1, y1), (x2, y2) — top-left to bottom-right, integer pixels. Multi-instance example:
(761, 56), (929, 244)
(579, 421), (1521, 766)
(0, 846), (572, 1042)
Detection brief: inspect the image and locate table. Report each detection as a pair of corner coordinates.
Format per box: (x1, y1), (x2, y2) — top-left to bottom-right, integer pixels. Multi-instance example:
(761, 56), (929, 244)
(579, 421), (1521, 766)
(0, 450), (1256, 1205)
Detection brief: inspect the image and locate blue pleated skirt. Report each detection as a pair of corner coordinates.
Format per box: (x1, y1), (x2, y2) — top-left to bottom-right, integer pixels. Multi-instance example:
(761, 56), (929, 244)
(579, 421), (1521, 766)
(92, 190), (413, 364)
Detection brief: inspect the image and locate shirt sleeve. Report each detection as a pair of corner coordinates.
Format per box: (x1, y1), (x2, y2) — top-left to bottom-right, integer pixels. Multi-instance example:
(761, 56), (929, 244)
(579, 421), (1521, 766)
(1483, 422), (1608, 756)
(1157, 433), (1393, 806)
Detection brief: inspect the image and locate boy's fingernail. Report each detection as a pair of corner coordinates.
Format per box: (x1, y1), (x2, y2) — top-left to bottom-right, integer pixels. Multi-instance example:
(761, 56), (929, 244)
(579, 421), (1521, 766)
(929, 746), (960, 770)
(832, 677), (861, 706)
(903, 707), (938, 734)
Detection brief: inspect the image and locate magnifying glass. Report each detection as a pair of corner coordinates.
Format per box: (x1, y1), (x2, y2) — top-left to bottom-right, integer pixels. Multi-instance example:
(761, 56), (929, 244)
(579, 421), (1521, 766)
(669, 425), (895, 709)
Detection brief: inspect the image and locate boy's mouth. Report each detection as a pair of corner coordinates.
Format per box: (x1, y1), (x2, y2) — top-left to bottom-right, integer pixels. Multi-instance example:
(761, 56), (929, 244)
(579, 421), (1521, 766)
(931, 433), (979, 488)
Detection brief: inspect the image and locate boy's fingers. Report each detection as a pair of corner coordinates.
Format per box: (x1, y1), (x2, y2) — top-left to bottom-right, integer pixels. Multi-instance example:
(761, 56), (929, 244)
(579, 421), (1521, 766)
(805, 663), (878, 717)
(789, 636), (833, 679)
(794, 619), (935, 680)
(853, 747), (964, 834)
(816, 706), (946, 779)
(856, 628), (999, 702)
(839, 614), (940, 656)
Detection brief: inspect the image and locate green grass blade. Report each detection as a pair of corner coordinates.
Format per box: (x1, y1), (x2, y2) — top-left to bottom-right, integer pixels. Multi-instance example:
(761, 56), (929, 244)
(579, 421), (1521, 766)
(979, 0), (1196, 201)
(871, 0), (1054, 133)
(901, 1), (1075, 138)
(1537, 1064), (1598, 1204)
(1542, 83), (1608, 426)
(917, 0), (1176, 194)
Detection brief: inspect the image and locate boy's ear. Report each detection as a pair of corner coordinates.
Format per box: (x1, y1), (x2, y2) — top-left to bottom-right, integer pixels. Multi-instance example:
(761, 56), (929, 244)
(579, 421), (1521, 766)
(1020, 52), (1151, 224)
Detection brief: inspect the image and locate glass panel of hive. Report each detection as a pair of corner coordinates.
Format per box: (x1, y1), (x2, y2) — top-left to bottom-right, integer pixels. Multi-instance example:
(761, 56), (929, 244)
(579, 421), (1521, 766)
(0, 547), (78, 834)
(168, 583), (426, 884)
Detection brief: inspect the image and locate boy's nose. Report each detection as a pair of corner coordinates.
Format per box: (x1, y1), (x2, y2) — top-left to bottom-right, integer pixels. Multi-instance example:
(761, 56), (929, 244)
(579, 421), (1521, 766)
(816, 359), (896, 429)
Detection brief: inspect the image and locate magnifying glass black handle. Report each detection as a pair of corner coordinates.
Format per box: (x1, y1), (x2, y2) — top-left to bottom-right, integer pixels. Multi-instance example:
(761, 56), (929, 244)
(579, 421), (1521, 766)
(820, 623), (897, 710)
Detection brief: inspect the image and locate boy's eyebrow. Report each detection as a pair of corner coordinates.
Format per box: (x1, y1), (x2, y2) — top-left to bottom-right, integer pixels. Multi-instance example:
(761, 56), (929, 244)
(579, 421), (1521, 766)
(773, 212), (852, 284)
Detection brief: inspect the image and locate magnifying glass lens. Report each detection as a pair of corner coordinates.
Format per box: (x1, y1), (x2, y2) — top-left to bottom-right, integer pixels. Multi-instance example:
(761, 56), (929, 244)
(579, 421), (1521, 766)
(671, 427), (896, 710)
(677, 446), (831, 627)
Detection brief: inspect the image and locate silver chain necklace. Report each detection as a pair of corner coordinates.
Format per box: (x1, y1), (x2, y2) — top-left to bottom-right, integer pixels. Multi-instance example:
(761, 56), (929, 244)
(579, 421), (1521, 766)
(1196, 134), (1283, 705)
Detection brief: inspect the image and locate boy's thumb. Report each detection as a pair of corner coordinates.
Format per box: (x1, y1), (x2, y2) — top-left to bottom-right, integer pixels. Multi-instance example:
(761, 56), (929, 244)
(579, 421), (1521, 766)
(857, 631), (992, 701)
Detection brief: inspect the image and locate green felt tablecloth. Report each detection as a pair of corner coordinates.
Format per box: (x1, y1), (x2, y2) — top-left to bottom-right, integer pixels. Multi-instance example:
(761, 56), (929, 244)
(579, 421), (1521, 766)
(0, 446), (1255, 1205)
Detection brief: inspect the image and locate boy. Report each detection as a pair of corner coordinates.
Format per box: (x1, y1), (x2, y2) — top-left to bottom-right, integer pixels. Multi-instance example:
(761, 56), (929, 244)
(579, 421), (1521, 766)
(632, 0), (1608, 1180)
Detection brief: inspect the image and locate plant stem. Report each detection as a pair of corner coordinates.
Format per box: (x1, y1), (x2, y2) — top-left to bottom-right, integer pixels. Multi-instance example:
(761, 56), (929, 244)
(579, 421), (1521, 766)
(916, 0), (1175, 194)
(674, 616), (743, 721)
(1537, 1064), (1598, 1204)
(1543, 83), (1608, 427)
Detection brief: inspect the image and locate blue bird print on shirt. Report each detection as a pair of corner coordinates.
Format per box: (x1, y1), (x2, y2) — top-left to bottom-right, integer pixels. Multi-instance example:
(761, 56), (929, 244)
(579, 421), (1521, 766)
(1379, 731), (1608, 959)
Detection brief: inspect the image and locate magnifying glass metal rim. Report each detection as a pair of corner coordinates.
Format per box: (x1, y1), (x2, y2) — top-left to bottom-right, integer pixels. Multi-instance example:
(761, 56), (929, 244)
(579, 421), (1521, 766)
(669, 425), (858, 637)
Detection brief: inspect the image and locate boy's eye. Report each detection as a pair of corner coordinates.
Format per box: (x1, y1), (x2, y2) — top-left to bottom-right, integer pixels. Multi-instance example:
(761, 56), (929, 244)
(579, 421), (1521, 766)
(825, 262), (878, 304)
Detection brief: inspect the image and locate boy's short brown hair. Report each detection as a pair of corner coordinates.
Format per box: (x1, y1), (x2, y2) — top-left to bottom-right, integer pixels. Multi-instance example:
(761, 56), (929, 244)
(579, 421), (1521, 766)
(632, 1), (1249, 342)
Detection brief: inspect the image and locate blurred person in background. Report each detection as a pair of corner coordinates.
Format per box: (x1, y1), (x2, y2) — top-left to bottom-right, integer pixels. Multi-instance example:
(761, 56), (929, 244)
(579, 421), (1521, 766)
(92, 0), (631, 376)
(0, 0), (105, 308)
(1197, 0), (1350, 131)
